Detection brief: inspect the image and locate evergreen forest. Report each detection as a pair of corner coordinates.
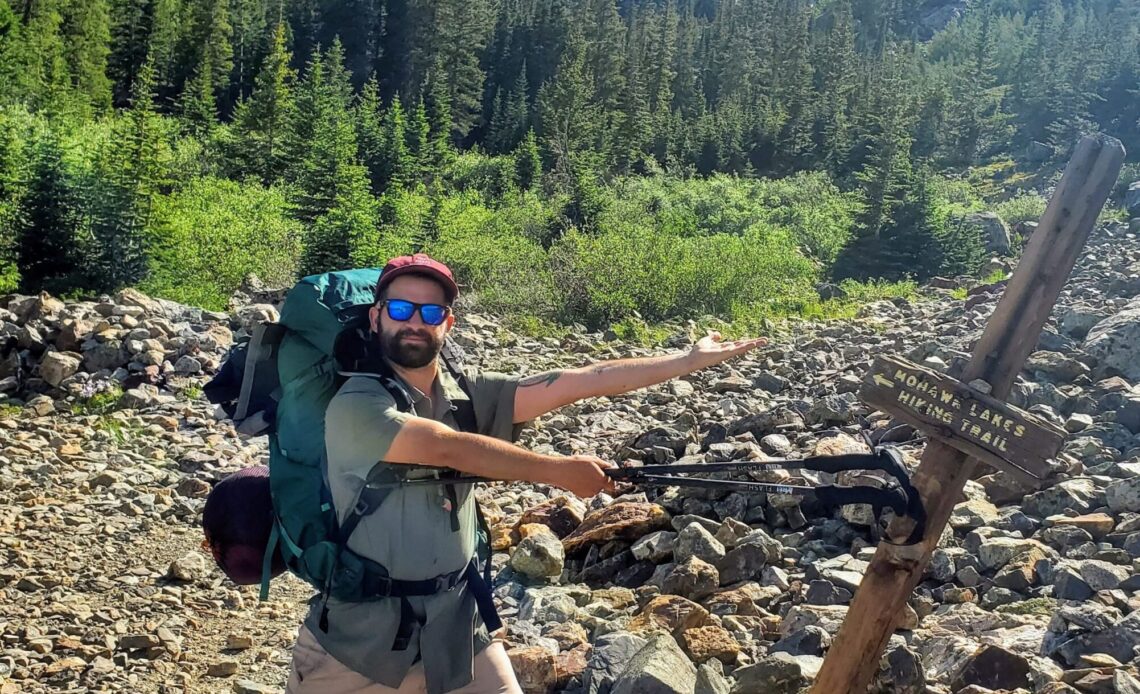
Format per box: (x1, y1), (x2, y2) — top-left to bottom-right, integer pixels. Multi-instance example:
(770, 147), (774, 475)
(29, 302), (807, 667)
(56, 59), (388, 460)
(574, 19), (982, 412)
(1, 0), (1138, 333)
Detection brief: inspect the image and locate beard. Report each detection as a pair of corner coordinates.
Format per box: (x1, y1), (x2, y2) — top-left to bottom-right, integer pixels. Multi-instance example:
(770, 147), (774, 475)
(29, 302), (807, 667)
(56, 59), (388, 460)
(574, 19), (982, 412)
(378, 326), (444, 368)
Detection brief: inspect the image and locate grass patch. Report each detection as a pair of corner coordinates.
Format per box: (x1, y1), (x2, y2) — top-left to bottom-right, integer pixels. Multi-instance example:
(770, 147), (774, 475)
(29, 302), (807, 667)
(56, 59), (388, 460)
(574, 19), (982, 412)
(0, 402), (22, 418)
(94, 415), (145, 444)
(183, 383), (203, 401)
(995, 597), (1056, 616)
(70, 385), (124, 416)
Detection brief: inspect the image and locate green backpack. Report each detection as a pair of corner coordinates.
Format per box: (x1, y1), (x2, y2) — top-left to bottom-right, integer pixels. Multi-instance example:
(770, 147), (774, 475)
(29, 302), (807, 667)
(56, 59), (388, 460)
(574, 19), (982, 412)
(203, 268), (496, 631)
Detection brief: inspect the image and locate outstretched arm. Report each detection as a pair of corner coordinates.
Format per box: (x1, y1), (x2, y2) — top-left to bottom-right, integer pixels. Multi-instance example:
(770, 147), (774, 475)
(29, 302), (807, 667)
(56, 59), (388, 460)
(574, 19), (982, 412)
(513, 331), (766, 423)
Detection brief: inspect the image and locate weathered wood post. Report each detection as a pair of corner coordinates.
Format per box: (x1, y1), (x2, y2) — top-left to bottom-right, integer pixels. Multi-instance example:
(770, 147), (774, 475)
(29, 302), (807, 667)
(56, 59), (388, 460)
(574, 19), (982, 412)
(810, 133), (1126, 694)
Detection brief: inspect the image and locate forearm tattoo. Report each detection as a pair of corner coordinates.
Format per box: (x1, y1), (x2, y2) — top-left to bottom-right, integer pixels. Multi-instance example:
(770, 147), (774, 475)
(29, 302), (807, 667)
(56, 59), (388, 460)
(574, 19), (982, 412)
(519, 371), (562, 388)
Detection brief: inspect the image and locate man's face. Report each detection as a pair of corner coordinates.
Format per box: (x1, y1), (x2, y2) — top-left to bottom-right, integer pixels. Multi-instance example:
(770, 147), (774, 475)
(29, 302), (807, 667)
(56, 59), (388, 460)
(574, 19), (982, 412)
(369, 274), (455, 368)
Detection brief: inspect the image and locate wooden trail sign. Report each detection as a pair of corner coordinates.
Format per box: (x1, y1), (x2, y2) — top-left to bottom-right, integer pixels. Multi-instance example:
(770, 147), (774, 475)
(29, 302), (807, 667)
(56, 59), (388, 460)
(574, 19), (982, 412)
(861, 355), (1066, 486)
(810, 133), (1126, 694)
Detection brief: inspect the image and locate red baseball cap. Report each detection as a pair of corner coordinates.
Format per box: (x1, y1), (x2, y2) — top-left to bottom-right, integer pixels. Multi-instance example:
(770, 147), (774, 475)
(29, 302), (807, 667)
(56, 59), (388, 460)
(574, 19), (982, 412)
(374, 253), (459, 304)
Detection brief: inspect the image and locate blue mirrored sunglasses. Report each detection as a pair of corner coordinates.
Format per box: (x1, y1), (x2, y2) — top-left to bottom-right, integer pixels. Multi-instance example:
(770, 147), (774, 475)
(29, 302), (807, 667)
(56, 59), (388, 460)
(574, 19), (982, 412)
(381, 299), (451, 326)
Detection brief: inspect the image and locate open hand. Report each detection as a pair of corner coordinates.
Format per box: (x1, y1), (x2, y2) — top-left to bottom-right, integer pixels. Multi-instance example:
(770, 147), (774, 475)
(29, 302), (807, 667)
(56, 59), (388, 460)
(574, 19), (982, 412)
(689, 330), (768, 369)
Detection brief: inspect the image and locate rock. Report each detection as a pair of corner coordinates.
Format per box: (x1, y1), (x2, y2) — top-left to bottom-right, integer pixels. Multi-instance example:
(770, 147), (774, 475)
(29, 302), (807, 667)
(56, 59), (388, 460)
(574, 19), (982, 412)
(225, 635), (254, 651)
(583, 633), (649, 694)
(730, 652), (808, 694)
(633, 531), (678, 563)
(168, 551), (209, 581)
(39, 352), (81, 387)
(662, 557), (720, 602)
(760, 434), (793, 456)
(208, 660), (240, 677)
(1076, 559), (1130, 591)
(977, 537), (1051, 572)
(1126, 181), (1140, 215)
(680, 625), (741, 664)
(1024, 478), (1101, 518)
(511, 524), (566, 578)
(695, 663), (731, 694)
(964, 212), (1012, 255)
(950, 498), (1000, 530)
(233, 681), (276, 694)
(950, 644), (1031, 692)
(518, 495), (588, 539)
(674, 523), (726, 565)
(628, 595), (711, 638)
(610, 633), (697, 694)
(506, 646), (559, 694)
(1047, 512), (1115, 539)
(563, 502), (671, 555)
(1061, 307), (1108, 339)
(1052, 565), (1094, 601)
(1025, 350), (1091, 381)
(1085, 298), (1140, 381)
(717, 530), (782, 585)
(772, 625), (831, 657)
(1065, 413), (1094, 432)
(1108, 477), (1140, 513)
(993, 547), (1049, 592)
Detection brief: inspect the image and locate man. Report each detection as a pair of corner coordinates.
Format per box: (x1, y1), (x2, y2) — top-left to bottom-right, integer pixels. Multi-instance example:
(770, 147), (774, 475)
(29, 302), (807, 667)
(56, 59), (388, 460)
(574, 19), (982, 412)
(286, 253), (766, 694)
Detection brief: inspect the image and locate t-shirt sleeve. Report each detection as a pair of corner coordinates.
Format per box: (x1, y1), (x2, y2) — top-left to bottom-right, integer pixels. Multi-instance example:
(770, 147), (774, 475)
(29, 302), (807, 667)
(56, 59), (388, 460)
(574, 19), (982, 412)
(324, 384), (414, 483)
(472, 371), (526, 443)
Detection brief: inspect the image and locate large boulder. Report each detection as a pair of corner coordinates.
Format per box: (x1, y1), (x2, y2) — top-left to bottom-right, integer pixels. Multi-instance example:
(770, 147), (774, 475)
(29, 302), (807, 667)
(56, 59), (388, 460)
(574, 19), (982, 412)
(1084, 298), (1140, 381)
(964, 212), (1013, 255)
(610, 633), (698, 694)
(562, 502), (672, 555)
(39, 351), (82, 387)
(1126, 181), (1140, 216)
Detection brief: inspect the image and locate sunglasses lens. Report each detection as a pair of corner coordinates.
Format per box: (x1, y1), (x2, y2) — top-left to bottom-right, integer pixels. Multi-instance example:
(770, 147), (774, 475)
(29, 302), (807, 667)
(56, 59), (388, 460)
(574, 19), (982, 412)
(420, 305), (447, 325)
(386, 300), (414, 321)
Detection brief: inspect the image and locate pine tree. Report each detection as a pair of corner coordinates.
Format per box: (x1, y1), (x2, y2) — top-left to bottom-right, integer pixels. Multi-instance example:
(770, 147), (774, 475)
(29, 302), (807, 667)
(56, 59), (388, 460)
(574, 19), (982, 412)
(181, 53), (217, 134)
(230, 22), (296, 184)
(434, 0), (495, 140)
(60, 0), (113, 116)
(87, 58), (166, 291)
(407, 95), (432, 182)
(537, 31), (600, 177)
(614, 53), (650, 174)
(196, 0), (235, 115)
(21, 0), (72, 114)
(378, 96), (415, 191)
(488, 61), (529, 153)
(17, 130), (80, 293)
(514, 127), (543, 191)
(292, 44), (364, 226)
(356, 76), (387, 193)
(0, 0), (25, 106)
(424, 71), (454, 171)
(107, 0), (151, 106)
(148, 0), (182, 100)
(301, 161), (376, 275)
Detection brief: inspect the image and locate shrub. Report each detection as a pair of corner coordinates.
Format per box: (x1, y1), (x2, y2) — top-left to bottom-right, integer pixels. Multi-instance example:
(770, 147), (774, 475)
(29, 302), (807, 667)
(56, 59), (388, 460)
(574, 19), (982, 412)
(142, 177), (303, 310)
(993, 190), (1047, 225)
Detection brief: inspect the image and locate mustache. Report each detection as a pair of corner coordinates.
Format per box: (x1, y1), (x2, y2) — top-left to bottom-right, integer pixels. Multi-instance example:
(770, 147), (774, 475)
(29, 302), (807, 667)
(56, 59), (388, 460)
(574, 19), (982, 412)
(396, 329), (433, 341)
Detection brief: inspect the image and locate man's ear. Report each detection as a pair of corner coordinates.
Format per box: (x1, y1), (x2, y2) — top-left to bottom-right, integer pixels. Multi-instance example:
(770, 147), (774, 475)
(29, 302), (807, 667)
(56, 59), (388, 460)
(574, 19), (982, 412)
(443, 312), (456, 333)
(369, 304), (381, 333)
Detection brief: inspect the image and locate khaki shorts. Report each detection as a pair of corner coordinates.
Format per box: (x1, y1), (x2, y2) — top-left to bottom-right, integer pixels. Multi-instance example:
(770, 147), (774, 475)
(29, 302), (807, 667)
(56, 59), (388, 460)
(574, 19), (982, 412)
(285, 624), (523, 694)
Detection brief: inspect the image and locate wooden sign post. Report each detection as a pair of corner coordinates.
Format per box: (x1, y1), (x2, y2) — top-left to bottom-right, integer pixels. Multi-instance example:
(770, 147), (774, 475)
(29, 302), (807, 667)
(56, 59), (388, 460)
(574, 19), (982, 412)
(810, 133), (1126, 694)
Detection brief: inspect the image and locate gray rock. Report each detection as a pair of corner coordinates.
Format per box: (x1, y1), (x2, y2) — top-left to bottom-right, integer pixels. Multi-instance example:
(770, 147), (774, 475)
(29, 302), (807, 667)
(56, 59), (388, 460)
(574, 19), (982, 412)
(584, 633), (649, 694)
(978, 537), (1050, 572)
(662, 557), (720, 602)
(511, 529), (566, 578)
(1061, 307), (1108, 340)
(632, 531), (678, 563)
(39, 352), (81, 387)
(717, 530), (782, 585)
(949, 499), (1000, 530)
(1126, 181), (1140, 215)
(949, 644), (1031, 692)
(1077, 559), (1130, 591)
(694, 663), (731, 694)
(772, 625), (830, 657)
(1085, 297), (1140, 381)
(168, 551), (208, 582)
(964, 212), (1012, 255)
(610, 633), (697, 694)
(980, 587), (1022, 610)
(1106, 476), (1140, 513)
(1052, 565), (1094, 601)
(730, 652), (807, 694)
(674, 523), (726, 565)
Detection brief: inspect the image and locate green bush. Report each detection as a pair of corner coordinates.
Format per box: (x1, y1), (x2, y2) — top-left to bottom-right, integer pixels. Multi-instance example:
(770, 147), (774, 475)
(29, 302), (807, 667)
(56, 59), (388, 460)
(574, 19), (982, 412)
(550, 221), (818, 329)
(141, 177), (303, 310)
(444, 151), (519, 203)
(993, 190), (1047, 225)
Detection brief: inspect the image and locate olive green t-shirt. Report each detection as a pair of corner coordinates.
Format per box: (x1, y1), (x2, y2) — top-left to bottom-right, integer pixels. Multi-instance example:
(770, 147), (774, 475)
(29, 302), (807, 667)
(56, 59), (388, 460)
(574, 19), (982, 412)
(301, 361), (521, 694)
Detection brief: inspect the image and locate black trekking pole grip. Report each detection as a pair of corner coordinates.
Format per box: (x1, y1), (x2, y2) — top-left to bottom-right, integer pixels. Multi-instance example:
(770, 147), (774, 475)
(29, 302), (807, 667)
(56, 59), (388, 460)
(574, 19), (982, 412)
(812, 484), (909, 515)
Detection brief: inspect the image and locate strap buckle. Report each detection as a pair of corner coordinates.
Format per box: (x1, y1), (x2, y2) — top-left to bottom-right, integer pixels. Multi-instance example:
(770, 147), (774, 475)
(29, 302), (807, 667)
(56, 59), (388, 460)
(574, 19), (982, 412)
(372, 575), (394, 597)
